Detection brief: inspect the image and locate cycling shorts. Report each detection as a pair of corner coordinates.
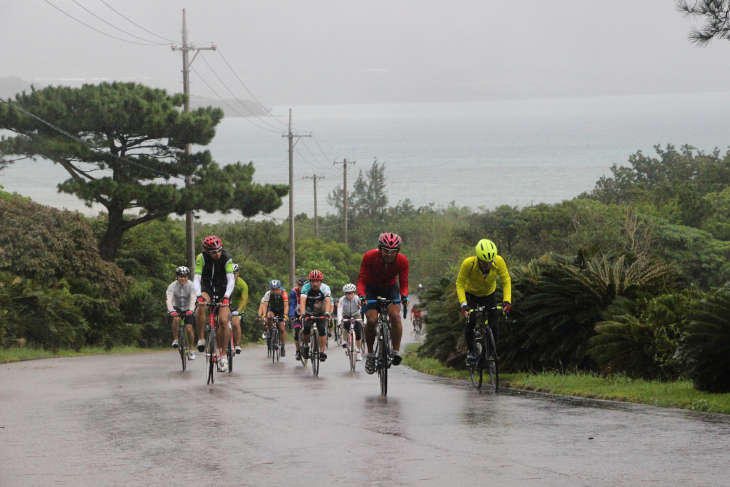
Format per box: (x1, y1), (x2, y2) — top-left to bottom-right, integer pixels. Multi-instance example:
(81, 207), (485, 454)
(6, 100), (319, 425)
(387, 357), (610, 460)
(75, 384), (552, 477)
(303, 316), (327, 337)
(266, 308), (286, 321)
(292, 315), (302, 329)
(171, 306), (195, 326)
(201, 283), (227, 304)
(341, 318), (363, 341)
(363, 283), (401, 313)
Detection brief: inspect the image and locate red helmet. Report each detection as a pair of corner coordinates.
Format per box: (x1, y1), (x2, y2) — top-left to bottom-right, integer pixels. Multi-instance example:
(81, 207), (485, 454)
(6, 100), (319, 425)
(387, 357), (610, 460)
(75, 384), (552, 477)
(202, 235), (223, 251)
(378, 232), (402, 250)
(308, 269), (323, 281)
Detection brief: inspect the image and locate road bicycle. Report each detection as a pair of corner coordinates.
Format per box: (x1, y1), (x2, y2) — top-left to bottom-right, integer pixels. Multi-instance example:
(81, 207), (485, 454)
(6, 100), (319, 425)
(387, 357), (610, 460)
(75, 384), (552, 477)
(204, 299), (224, 385)
(267, 315), (282, 363)
(367, 297), (405, 396)
(226, 319), (234, 373)
(303, 316), (321, 377)
(342, 318), (360, 372)
(466, 305), (502, 392)
(412, 314), (423, 340)
(170, 312), (192, 372)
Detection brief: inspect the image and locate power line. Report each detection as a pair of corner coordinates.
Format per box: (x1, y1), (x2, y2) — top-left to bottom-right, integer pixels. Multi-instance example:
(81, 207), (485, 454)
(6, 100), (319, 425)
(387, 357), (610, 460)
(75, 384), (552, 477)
(98, 0), (177, 43)
(71, 0), (168, 45)
(0, 96), (184, 180)
(198, 53), (283, 132)
(190, 67), (281, 133)
(299, 139), (336, 174)
(44, 0), (163, 46)
(216, 48), (289, 129)
(311, 134), (333, 163)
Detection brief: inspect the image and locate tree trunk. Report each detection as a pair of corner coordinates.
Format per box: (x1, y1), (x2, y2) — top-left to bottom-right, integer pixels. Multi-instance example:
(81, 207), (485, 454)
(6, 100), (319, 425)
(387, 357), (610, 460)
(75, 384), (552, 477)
(98, 208), (126, 262)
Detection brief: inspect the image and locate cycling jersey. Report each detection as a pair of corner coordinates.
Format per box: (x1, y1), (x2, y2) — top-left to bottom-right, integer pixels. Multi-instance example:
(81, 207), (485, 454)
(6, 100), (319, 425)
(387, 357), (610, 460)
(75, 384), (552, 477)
(166, 280), (196, 312)
(261, 288), (288, 314)
(356, 249), (409, 297)
(455, 255), (511, 304)
(301, 282), (331, 316)
(289, 287), (302, 317)
(231, 277), (249, 313)
(337, 295), (361, 324)
(193, 250), (235, 298)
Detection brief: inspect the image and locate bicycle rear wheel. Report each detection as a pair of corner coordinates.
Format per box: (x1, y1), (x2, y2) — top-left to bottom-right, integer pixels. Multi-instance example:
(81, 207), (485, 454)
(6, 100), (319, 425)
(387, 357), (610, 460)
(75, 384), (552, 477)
(468, 339), (483, 390)
(227, 340), (233, 374)
(486, 329), (499, 393)
(348, 331), (356, 372)
(298, 331), (307, 366)
(311, 329), (320, 377)
(179, 327), (187, 372)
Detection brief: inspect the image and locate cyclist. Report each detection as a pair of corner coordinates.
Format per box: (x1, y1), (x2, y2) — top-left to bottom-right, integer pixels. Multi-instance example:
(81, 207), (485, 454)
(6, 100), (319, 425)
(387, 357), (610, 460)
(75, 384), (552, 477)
(258, 280), (289, 357)
(357, 232), (409, 375)
(166, 266), (196, 360)
(194, 235), (235, 372)
(338, 283), (363, 361)
(417, 283), (424, 295)
(290, 276), (307, 361)
(456, 239), (512, 363)
(230, 263), (249, 355)
(411, 305), (423, 331)
(299, 270), (331, 362)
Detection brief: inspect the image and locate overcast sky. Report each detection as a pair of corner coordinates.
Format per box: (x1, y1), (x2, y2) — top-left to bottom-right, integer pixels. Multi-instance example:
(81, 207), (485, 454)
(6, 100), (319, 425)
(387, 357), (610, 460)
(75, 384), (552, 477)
(2, 0), (730, 105)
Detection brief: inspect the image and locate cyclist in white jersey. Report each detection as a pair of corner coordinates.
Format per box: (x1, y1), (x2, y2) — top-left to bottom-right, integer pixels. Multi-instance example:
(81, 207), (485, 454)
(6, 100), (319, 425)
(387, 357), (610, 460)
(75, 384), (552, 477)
(338, 283), (363, 361)
(166, 266), (197, 360)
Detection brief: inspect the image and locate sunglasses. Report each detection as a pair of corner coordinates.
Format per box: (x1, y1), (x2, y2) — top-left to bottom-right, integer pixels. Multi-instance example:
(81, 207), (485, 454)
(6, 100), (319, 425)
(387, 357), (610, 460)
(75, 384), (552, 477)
(209, 249), (222, 254)
(381, 248), (399, 254)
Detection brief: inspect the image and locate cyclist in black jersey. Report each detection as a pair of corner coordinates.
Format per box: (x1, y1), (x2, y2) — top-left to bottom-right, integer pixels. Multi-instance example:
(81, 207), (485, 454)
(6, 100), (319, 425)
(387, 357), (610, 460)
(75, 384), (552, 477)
(193, 236), (235, 371)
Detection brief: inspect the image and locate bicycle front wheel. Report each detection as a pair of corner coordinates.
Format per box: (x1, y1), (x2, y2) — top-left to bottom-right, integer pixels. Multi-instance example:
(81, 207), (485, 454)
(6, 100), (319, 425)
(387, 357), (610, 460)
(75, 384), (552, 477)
(348, 331), (356, 372)
(206, 328), (216, 385)
(272, 328), (279, 363)
(179, 327), (187, 372)
(379, 323), (390, 396)
(486, 329), (499, 393)
(468, 340), (483, 390)
(227, 339), (233, 374)
(311, 329), (320, 377)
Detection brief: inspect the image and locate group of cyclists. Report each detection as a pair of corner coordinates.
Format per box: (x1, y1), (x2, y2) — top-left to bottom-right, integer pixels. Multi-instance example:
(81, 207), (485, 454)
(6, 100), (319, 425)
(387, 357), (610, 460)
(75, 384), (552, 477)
(165, 230), (512, 376)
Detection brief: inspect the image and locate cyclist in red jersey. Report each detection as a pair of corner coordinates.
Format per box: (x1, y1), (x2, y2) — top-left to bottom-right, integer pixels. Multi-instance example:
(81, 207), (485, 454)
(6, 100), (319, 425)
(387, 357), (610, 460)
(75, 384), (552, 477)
(357, 232), (409, 374)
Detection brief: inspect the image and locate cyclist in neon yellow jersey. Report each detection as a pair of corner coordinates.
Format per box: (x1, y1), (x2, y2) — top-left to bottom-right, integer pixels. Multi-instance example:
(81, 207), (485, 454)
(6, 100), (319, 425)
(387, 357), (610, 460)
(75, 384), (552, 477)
(455, 239), (511, 363)
(230, 264), (249, 355)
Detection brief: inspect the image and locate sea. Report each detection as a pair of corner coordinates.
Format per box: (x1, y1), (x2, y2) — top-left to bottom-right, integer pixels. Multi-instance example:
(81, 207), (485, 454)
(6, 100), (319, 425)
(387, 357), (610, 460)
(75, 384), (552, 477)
(2, 91), (730, 222)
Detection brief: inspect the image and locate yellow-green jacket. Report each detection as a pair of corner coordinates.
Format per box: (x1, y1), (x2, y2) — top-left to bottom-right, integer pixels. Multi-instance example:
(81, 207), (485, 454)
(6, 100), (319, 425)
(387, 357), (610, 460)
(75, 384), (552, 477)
(456, 255), (511, 304)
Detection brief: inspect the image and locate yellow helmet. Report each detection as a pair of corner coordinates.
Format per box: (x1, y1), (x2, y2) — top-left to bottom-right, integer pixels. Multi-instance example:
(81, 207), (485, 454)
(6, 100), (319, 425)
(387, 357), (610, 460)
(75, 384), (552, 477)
(475, 239), (497, 262)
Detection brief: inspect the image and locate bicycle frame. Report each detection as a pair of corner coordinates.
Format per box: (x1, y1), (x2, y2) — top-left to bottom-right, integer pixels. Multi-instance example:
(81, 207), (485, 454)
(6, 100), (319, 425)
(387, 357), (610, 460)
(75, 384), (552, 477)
(367, 298), (400, 396)
(467, 305), (502, 392)
(205, 300), (222, 384)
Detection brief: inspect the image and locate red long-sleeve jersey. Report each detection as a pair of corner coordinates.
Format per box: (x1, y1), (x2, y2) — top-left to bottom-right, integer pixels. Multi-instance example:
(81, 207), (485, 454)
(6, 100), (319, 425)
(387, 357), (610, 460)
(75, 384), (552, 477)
(356, 249), (409, 297)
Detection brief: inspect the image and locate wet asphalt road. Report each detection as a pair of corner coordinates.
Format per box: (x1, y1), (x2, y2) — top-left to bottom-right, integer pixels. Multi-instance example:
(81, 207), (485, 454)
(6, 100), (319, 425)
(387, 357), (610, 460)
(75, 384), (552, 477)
(2, 330), (730, 486)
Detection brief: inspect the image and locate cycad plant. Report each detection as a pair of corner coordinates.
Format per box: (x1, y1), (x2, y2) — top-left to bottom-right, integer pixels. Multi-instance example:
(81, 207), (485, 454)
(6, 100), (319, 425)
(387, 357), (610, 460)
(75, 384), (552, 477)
(683, 289), (730, 393)
(587, 291), (698, 380)
(504, 250), (676, 371)
(418, 277), (469, 368)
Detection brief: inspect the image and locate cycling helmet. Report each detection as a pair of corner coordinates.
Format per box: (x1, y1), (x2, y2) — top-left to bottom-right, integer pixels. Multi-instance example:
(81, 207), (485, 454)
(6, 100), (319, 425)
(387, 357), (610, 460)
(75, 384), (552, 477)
(175, 266), (190, 276)
(269, 279), (281, 289)
(475, 239), (497, 262)
(308, 270), (323, 281)
(343, 283), (357, 293)
(232, 263), (240, 272)
(202, 235), (223, 251)
(378, 232), (402, 250)
(297, 276), (308, 286)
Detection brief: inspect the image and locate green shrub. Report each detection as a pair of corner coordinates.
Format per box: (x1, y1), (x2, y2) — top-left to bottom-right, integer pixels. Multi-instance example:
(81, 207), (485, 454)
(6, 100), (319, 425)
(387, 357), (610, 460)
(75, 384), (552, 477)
(683, 289), (730, 393)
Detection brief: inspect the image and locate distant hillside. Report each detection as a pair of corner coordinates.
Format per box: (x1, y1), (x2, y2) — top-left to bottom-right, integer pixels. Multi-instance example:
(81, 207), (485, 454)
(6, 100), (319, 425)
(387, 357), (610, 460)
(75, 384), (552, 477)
(0, 77), (271, 118)
(0, 77), (32, 99)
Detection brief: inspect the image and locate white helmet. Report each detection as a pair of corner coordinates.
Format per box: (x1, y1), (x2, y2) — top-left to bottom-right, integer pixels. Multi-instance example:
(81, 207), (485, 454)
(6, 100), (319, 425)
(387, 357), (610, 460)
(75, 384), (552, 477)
(343, 283), (357, 293)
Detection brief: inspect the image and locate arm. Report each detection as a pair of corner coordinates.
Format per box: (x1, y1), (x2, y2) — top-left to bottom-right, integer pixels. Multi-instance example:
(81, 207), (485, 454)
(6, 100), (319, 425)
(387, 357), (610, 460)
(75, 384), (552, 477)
(289, 290), (297, 317)
(398, 255), (410, 297)
(283, 290), (289, 318)
(300, 293), (307, 316)
(166, 293), (174, 313)
(187, 282), (196, 310)
(455, 257), (471, 305)
(496, 256), (512, 303)
(237, 280), (249, 313)
(193, 253), (204, 296)
(356, 252), (371, 297)
(325, 296), (331, 315)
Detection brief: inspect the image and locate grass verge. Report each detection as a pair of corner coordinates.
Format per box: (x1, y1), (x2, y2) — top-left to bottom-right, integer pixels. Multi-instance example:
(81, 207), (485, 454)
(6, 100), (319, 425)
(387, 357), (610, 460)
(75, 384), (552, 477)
(402, 344), (730, 414)
(0, 346), (165, 364)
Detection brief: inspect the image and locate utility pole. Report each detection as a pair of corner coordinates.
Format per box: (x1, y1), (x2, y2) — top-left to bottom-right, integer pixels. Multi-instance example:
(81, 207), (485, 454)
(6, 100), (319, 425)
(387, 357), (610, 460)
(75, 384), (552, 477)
(333, 159), (356, 245)
(282, 110), (311, 289)
(302, 174), (325, 238)
(171, 9), (216, 272)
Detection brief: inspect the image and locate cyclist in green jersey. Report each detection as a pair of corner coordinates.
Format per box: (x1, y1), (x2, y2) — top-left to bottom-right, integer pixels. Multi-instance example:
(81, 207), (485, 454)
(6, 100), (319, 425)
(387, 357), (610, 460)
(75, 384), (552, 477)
(230, 264), (249, 355)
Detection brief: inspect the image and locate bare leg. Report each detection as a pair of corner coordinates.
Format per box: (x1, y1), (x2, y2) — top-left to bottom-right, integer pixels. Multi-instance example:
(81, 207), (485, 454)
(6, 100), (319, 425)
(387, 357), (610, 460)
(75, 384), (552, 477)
(364, 309), (378, 353)
(279, 321), (287, 345)
(184, 324), (195, 349)
(171, 316), (180, 341)
(218, 306), (231, 353)
(388, 304), (403, 351)
(232, 317), (242, 346)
